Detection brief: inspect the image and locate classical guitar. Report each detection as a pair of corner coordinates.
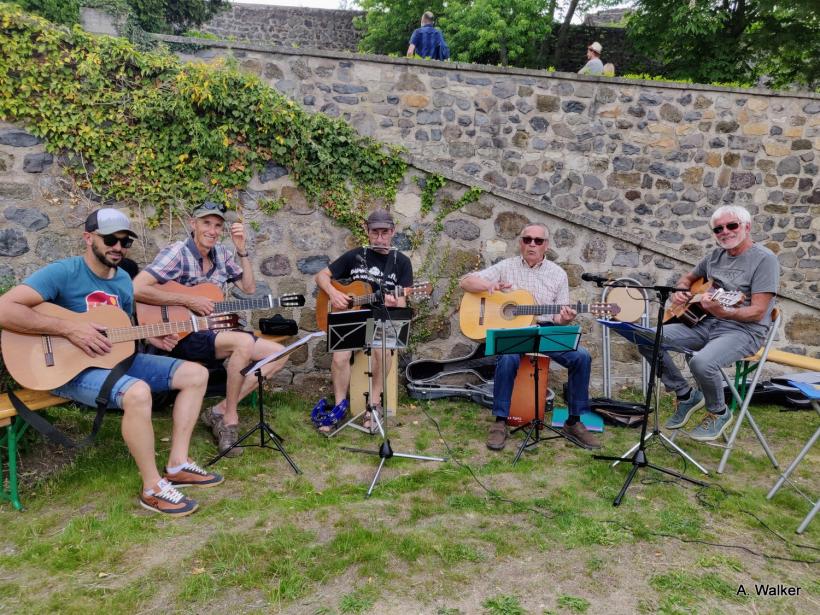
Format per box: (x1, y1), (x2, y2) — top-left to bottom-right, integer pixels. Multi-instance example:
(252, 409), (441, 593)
(1, 303), (239, 391)
(136, 280), (305, 339)
(662, 277), (744, 327)
(316, 280), (433, 331)
(459, 290), (621, 340)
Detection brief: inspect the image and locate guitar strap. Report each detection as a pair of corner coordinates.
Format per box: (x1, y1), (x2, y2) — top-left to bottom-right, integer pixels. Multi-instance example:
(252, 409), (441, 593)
(8, 354), (136, 449)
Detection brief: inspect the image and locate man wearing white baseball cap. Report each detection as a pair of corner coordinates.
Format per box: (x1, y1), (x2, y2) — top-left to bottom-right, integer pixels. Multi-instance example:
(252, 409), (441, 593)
(0, 208), (222, 516)
(579, 41), (604, 76)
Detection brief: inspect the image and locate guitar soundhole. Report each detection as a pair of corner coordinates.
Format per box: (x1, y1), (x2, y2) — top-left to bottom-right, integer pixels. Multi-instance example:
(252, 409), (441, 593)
(502, 303), (515, 320)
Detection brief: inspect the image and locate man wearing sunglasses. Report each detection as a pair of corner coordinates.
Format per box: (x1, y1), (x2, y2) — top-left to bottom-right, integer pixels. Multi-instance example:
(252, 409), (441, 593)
(459, 223), (599, 451)
(637, 205), (779, 441)
(134, 201), (288, 457)
(0, 208), (222, 516)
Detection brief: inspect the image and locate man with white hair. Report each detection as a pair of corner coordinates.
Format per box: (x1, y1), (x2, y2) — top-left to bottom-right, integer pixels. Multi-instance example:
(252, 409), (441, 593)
(578, 41), (604, 75)
(638, 205), (779, 441)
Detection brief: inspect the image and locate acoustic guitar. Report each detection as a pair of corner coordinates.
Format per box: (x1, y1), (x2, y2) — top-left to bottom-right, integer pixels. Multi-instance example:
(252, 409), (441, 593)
(662, 277), (744, 327)
(136, 280), (305, 339)
(1, 303), (239, 390)
(459, 290), (621, 340)
(315, 280), (433, 331)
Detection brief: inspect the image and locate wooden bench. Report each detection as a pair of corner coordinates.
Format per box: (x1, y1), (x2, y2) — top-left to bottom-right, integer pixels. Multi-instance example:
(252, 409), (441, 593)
(0, 388), (71, 511)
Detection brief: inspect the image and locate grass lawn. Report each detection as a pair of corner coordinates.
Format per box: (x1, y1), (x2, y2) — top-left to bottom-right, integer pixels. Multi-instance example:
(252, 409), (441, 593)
(0, 390), (817, 614)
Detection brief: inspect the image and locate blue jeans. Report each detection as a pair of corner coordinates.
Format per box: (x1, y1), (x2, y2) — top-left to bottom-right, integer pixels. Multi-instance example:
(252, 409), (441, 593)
(492, 347), (592, 418)
(52, 353), (182, 410)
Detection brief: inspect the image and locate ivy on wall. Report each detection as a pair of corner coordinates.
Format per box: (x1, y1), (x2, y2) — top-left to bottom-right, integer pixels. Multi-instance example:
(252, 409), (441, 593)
(0, 4), (406, 235)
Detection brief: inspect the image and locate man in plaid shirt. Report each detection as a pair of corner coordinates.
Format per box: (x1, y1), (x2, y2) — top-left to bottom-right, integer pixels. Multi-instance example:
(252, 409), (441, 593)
(134, 202), (288, 457)
(460, 223), (600, 451)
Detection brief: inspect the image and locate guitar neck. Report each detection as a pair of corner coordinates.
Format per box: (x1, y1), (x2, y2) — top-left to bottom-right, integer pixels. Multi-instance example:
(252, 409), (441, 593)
(105, 317), (208, 342)
(213, 296), (272, 313)
(513, 302), (590, 316)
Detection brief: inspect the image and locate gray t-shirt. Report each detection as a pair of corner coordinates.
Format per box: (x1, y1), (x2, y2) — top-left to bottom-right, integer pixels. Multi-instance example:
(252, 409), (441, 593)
(578, 58), (604, 76)
(692, 243), (779, 337)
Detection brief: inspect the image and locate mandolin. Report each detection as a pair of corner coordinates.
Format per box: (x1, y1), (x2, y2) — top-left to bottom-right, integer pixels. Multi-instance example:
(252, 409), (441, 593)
(1, 303), (239, 390)
(136, 280), (304, 339)
(459, 290), (620, 340)
(315, 280), (433, 331)
(662, 277), (744, 327)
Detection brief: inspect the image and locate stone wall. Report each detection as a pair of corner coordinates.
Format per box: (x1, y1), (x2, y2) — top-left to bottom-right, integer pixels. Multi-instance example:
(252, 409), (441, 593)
(1, 118), (818, 397)
(200, 3), (364, 51)
(163, 38), (819, 307)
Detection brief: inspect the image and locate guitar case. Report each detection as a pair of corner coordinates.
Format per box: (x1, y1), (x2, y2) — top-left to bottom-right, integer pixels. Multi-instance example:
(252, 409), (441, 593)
(405, 343), (497, 408)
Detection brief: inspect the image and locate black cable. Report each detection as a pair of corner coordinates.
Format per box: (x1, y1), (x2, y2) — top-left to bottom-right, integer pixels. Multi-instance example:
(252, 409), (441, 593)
(416, 402), (818, 564)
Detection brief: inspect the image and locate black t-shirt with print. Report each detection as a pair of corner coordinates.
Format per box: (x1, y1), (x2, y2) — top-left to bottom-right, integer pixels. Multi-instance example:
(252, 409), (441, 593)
(328, 247), (413, 306)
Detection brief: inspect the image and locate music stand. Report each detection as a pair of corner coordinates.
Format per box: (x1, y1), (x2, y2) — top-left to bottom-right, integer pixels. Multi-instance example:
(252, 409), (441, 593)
(343, 306), (446, 497)
(325, 309), (376, 437)
(486, 325), (581, 463)
(206, 332), (324, 470)
(598, 321), (708, 475)
(590, 284), (709, 506)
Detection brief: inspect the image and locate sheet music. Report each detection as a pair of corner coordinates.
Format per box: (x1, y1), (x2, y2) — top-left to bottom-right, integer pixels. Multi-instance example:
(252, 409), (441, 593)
(243, 331), (325, 374)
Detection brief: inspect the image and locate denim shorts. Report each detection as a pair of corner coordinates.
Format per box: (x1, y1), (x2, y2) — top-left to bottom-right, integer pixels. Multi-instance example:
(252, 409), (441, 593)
(51, 353), (182, 410)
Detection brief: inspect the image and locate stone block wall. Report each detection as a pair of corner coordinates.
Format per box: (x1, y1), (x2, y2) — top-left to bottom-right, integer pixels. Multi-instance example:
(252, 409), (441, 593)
(165, 39), (819, 308)
(1, 119), (818, 397)
(200, 3), (364, 51)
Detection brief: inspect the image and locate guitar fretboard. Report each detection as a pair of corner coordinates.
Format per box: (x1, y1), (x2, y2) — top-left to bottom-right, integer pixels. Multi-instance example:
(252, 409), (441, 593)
(213, 296), (273, 312)
(513, 302), (596, 316)
(104, 317), (209, 343)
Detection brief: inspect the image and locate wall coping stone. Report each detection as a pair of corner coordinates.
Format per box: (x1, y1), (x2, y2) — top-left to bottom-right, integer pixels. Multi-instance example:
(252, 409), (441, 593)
(403, 153), (820, 311)
(152, 33), (820, 101)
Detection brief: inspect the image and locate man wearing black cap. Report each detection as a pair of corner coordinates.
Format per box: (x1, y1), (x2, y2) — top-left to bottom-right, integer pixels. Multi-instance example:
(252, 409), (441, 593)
(314, 209), (413, 431)
(134, 202), (288, 457)
(0, 208), (222, 516)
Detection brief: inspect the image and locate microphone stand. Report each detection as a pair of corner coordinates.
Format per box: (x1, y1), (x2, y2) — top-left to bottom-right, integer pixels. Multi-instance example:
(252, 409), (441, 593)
(342, 247), (445, 497)
(591, 280), (709, 506)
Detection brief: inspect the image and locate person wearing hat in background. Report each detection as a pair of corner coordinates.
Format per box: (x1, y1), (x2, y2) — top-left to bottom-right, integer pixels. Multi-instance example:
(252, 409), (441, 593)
(0, 208), (223, 516)
(579, 41), (604, 76)
(134, 202), (288, 457)
(314, 209), (413, 432)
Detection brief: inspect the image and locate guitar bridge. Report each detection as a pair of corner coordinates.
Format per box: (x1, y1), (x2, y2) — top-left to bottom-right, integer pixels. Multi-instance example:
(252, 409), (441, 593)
(479, 297), (485, 326)
(41, 335), (55, 367)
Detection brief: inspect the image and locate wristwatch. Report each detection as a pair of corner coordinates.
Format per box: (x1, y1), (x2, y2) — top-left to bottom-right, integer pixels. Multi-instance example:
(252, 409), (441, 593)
(236, 250), (249, 258)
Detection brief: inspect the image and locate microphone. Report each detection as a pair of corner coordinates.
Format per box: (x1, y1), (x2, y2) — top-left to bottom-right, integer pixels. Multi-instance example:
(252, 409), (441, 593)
(581, 272), (611, 285)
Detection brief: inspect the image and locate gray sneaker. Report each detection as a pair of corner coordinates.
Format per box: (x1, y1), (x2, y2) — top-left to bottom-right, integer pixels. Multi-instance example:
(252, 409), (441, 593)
(214, 422), (243, 457)
(665, 389), (705, 429)
(688, 410), (733, 441)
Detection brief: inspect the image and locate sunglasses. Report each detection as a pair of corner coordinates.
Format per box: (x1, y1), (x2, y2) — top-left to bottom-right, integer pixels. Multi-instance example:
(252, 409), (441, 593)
(99, 234), (134, 248)
(521, 236), (546, 246)
(712, 222), (741, 234)
(199, 201), (227, 214)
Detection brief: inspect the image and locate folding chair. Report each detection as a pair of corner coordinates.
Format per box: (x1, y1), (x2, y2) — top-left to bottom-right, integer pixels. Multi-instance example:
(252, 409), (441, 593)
(765, 380), (819, 533)
(708, 308), (783, 473)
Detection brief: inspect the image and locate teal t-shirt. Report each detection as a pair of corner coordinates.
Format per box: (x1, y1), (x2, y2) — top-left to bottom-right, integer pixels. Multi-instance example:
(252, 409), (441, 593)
(23, 256), (134, 315)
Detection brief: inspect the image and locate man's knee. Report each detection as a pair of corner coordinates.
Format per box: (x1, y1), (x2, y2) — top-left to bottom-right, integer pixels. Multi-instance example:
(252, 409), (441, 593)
(173, 361), (209, 390)
(689, 353), (721, 380)
(122, 380), (153, 412)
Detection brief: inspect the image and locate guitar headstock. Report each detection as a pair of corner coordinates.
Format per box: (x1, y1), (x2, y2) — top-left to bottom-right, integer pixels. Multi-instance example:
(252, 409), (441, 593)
(278, 293), (306, 308)
(403, 282), (433, 298)
(207, 313), (241, 330)
(711, 288), (744, 308)
(591, 303), (621, 317)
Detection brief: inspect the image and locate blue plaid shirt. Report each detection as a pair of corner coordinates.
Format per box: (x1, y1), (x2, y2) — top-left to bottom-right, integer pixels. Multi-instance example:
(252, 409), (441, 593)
(144, 236), (243, 291)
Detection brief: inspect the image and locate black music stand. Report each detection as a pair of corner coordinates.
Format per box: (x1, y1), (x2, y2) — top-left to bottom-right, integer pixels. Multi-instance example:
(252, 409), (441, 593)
(486, 325), (581, 463)
(598, 321), (708, 475)
(206, 332), (324, 470)
(590, 284), (709, 505)
(325, 309), (376, 437)
(343, 306), (446, 496)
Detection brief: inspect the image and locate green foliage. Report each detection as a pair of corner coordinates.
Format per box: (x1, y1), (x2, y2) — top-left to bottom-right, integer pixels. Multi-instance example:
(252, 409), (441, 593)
(627, 0), (819, 89)
(0, 4), (406, 233)
(441, 0), (553, 67)
(356, 0), (446, 57)
(417, 173), (446, 215)
(557, 594), (591, 613)
(481, 594), (525, 615)
(7, 0), (227, 34)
